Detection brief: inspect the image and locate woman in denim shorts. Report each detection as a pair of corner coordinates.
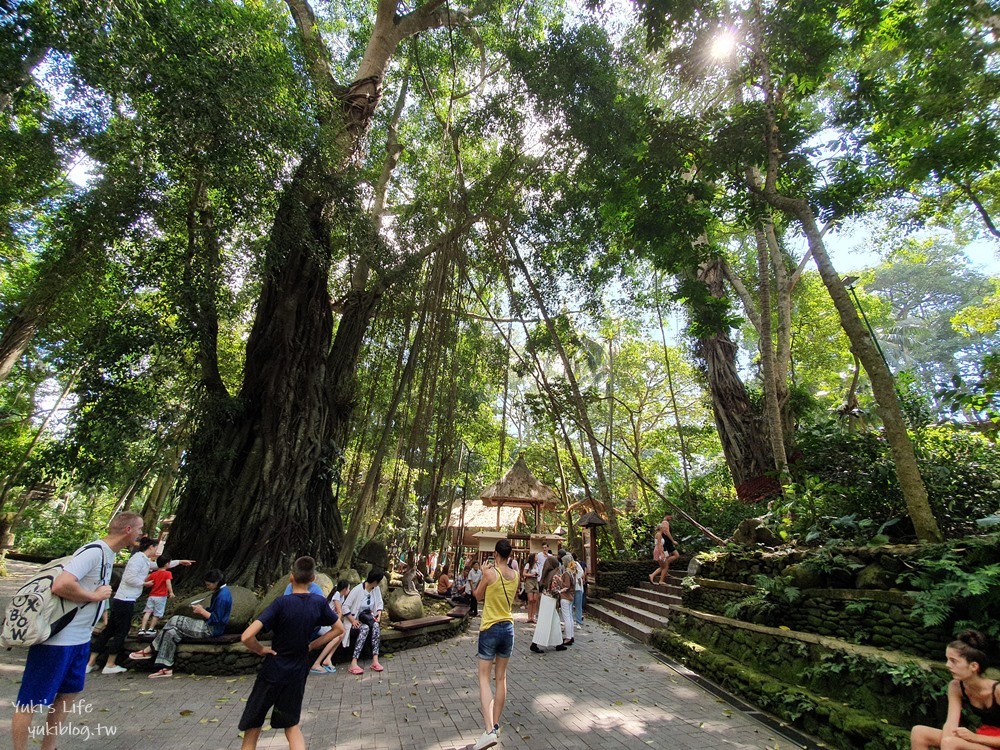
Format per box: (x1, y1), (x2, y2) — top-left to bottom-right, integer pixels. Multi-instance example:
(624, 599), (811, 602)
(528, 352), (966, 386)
(471, 539), (519, 750)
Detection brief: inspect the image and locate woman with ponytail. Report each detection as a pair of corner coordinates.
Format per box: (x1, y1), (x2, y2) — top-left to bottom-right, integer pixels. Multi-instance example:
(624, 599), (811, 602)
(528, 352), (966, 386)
(912, 630), (1000, 749)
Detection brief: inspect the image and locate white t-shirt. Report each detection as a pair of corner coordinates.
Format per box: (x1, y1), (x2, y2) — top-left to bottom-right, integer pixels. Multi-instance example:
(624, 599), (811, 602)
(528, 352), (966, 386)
(343, 583), (383, 619)
(466, 568), (483, 594)
(533, 552), (547, 578)
(115, 554), (185, 601)
(330, 590), (345, 613)
(47, 541), (115, 647)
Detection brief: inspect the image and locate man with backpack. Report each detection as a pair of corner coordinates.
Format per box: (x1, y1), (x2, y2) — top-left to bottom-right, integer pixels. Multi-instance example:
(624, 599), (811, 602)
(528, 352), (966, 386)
(11, 511), (144, 750)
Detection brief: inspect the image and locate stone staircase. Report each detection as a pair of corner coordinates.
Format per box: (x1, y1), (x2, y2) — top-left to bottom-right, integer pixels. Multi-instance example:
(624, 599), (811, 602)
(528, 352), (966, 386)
(586, 570), (938, 748)
(585, 573), (682, 642)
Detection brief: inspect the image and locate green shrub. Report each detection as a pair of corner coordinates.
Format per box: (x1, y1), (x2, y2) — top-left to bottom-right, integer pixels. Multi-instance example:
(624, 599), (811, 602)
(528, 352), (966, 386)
(793, 422), (1000, 538)
(16, 501), (110, 559)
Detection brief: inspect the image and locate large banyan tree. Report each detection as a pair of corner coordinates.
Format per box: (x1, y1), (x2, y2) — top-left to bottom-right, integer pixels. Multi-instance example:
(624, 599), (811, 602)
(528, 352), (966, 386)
(167, 0), (498, 586)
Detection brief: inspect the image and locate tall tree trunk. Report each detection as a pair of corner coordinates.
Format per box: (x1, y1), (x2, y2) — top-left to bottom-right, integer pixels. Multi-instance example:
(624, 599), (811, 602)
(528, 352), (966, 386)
(141, 443), (184, 534)
(747, 0), (942, 542)
(695, 260), (777, 502)
(168, 155), (354, 586)
(166, 0), (488, 584)
(654, 276), (692, 496)
(771, 197), (943, 541)
(336, 310), (421, 567)
(0, 363), (83, 508)
(753, 222), (789, 479)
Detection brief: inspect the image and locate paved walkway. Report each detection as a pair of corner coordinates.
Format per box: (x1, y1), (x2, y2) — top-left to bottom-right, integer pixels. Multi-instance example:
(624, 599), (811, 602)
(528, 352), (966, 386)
(0, 560), (804, 750)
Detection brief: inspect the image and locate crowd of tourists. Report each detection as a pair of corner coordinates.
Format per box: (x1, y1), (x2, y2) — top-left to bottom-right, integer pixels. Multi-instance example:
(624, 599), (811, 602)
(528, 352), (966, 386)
(6, 513), (589, 750)
(13, 511), (997, 750)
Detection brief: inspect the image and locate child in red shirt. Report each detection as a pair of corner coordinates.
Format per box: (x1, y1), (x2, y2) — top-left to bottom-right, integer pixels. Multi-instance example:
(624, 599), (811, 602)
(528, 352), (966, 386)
(139, 556), (174, 635)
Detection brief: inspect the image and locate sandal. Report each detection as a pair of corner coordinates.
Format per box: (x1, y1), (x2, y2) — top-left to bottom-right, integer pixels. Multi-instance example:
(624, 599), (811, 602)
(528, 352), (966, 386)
(148, 668), (173, 679)
(309, 668), (325, 675)
(370, 663), (384, 672)
(322, 665), (336, 673)
(128, 650), (153, 661)
(348, 665), (364, 675)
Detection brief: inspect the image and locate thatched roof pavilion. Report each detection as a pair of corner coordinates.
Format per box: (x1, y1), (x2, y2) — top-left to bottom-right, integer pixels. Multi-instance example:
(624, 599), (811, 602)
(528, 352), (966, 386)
(480, 454), (560, 530)
(447, 500), (524, 547)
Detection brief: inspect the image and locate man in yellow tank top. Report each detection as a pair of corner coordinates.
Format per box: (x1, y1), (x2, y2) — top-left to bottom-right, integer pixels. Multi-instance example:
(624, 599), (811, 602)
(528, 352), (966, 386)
(471, 539), (519, 750)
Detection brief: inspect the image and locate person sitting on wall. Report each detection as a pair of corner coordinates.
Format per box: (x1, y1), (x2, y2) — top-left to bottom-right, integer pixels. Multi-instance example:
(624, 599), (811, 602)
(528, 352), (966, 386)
(342, 570), (385, 675)
(437, 565), (453, 597)
(129, 568), (232, 678)
(911, 630), (1000, 750)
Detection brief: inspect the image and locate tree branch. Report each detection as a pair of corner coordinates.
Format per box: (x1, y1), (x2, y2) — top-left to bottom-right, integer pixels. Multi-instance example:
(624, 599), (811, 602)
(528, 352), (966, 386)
(284, 0), (338, 102)
(722, 260), (762, 333)
(370, 212), (481, 295)
(959, 181), (1000, 240)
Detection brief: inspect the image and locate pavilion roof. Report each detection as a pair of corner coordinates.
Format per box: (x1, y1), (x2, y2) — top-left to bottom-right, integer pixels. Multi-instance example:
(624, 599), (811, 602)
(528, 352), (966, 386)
(448, 499), (524, 530)
(479, 455), (560, 510)
(577, 510), (609, 527)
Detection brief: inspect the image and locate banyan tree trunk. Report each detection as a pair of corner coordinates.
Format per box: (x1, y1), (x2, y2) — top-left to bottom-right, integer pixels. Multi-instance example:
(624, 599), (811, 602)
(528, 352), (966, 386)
(696, 260), (779, 503)
(166, 156), (371, 587)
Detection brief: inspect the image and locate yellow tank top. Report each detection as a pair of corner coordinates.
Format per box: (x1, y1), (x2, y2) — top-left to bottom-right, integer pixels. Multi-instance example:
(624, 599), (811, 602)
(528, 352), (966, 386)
(480, 567), (519, 631)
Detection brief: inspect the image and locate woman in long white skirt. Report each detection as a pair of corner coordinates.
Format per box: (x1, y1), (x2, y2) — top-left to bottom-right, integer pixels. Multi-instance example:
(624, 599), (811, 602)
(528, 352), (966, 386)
(530, 555), (564, 652)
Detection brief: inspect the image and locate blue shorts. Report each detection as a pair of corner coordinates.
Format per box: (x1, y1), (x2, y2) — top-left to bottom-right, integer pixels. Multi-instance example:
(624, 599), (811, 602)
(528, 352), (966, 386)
(477, 621), (514, 660)
(143, 596), (168, 617)
(16, 642), (90, 707)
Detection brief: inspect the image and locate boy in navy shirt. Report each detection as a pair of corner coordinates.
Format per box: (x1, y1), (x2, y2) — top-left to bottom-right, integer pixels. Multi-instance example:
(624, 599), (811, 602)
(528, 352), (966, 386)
(238, 556), (343, 749)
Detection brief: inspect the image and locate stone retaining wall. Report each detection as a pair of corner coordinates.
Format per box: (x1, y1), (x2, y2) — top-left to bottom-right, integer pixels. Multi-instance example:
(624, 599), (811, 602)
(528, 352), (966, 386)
(682, 577), (951, 659)
(598, 559), (685, 593)
(652, 626), (914, 750)
(662, 607), (947, 728)
(110, 617), (470, 676)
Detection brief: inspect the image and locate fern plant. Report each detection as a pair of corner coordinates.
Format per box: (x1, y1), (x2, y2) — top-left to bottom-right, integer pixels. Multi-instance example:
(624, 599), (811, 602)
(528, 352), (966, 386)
(724, 574), (801, 624)
(903, 545), (1000, 642)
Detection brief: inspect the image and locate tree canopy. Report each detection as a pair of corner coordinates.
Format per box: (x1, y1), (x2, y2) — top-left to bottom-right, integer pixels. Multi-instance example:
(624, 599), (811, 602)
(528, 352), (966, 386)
(1, 0), (998, 575)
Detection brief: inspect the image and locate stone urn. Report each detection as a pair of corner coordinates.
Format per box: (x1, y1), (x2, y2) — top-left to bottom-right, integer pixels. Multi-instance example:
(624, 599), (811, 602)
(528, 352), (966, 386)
(386, 587), (424, 622)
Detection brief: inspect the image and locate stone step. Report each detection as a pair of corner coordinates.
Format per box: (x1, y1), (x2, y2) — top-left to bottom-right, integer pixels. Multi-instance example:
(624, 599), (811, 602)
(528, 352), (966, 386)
(599, 596), (672, 630)
(615, 592), (677, 619)
(640, 574), (685, 586)
(625, 585), (682, 606)
(584, 600), (655, 643)
(652, 630), (909, 750)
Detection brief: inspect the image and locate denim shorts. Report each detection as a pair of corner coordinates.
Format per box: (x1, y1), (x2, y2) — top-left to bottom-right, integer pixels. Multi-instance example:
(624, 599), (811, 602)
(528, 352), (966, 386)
(477, 620), (514, 660)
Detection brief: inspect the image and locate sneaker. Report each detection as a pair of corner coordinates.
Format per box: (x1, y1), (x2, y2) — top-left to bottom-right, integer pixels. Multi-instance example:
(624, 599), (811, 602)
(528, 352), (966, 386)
(473, 729), (498, 750)
(102, 665), (127, 675)
(85, 664), (97, 674)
